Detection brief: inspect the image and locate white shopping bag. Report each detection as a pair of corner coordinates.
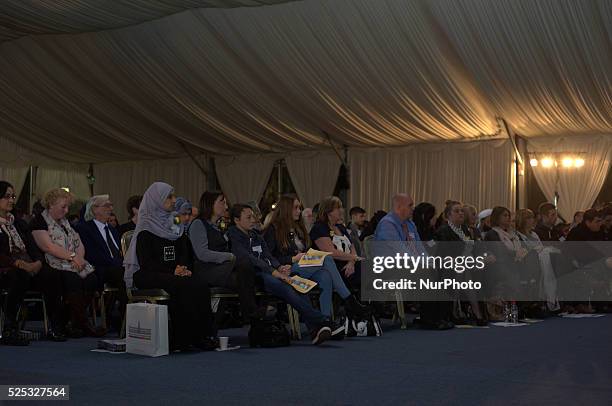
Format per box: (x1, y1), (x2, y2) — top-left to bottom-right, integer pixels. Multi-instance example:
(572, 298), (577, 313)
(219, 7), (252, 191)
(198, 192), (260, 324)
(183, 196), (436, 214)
(126, 303), (169, 357)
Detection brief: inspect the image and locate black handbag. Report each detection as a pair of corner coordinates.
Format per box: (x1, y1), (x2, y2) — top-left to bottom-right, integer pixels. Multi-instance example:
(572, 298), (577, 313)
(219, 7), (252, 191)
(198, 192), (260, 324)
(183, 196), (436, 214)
(248, 319), (291, 348)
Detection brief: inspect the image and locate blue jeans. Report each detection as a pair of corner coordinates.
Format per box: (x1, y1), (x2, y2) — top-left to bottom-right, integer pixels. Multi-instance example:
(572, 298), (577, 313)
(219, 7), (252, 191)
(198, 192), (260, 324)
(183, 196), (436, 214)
(291, 256), (351, 317)
(258, 271), (326, 330)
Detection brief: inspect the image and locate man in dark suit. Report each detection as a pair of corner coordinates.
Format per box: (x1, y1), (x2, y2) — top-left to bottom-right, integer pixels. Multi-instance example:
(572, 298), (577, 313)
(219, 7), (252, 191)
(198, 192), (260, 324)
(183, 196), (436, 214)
(76, 195), (128, 329)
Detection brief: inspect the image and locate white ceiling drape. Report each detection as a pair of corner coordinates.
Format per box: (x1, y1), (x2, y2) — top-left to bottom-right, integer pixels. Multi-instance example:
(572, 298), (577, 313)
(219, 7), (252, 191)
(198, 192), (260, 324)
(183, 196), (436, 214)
(2, 0), (610, 164)
(0, 1), (294, 42)
(527, 134), (612, 221)
(348, 139), (515, 216)
(285, 150), (342, 209)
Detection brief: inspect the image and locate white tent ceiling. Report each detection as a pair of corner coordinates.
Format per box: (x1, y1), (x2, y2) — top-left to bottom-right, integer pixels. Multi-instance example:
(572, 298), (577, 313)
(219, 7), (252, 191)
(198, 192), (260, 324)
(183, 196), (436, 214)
(0, 0), (611, 164)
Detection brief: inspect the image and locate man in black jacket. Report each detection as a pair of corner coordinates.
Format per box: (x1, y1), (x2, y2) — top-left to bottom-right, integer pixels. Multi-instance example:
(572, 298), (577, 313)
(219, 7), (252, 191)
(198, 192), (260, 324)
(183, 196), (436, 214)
(227, 204), (331, 345)
(535, 203), (561, 241)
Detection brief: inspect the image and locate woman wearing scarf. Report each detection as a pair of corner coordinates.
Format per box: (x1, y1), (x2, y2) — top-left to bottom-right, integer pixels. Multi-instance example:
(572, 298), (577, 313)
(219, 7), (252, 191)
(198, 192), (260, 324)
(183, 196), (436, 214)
(515, 209), (560, 314)
(1, 181), (65, 344)
(123, 182), (216, 352)
(174, 197), (193, 227)
(483, 206), (529, 317)
(31, 188), (102, 338)
(434, 201), (487, 326)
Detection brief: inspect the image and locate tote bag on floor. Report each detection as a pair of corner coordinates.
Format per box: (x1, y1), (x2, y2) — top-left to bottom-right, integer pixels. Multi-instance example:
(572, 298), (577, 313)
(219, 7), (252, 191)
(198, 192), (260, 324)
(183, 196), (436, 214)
(126, 303), (169, 357)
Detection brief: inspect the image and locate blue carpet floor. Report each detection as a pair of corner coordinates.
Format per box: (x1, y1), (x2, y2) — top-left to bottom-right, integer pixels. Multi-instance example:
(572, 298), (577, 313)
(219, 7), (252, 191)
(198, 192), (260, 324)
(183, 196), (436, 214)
(1, 316), (611, 405)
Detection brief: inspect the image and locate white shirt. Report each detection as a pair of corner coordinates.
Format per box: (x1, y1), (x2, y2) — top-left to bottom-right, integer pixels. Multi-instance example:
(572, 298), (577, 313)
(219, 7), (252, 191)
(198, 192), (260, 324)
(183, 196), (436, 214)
(93, 219), (119, 251)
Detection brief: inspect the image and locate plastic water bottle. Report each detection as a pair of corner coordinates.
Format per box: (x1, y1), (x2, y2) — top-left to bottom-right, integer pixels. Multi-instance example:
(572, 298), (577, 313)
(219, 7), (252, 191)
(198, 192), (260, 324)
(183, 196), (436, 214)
(503, 302), (511, 323)
(511, 301), (519, 324)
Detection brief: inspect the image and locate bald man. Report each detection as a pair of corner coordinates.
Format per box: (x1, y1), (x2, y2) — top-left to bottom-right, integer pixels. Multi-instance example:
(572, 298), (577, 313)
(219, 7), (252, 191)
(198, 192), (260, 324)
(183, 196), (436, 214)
(374, 194), (453, 330)
(374, 194), (422, 250)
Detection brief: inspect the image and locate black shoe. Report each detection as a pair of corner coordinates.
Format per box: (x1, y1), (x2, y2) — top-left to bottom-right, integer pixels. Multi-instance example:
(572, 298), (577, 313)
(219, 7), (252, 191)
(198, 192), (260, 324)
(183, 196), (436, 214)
(474, 319), (488, 327)
(65, 325), (85, 339)
(196, 337), (219, 351)
(47, 329), (67, 342)
(329, 319), (346, 341)
(345, 295), (368, 319)
(310, 325), (331, 345)
(1, 329), (30, 346)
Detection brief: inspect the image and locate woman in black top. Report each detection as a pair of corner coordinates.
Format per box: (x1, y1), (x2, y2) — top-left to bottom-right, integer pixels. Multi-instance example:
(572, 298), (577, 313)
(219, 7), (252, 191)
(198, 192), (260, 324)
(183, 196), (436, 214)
(189, 191), (260, 323)
(31, 187), (101, 338)
(310, 196), (362, 288)
(0, 181), (65, 344)
(124, 182), (216, 351)
(264, 195), (364, 319)
(413, 202), (437, 245)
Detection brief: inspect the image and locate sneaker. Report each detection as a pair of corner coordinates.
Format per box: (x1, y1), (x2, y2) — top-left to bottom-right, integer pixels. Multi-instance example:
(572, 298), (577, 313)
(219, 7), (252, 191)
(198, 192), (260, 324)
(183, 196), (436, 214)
(46, 329), (67, 342)
(310, 325), (331, 345)
(330, 319), (346, 341)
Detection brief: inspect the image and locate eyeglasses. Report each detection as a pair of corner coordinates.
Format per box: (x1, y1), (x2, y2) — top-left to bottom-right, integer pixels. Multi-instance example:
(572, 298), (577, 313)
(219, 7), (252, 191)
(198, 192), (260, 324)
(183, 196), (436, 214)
(2, 194), (17, 200)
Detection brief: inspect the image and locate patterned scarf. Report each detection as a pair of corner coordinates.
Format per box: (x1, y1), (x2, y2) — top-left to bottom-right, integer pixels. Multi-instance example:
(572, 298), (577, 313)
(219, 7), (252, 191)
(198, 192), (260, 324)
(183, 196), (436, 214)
(448, 221), (471, 241)
(41, 209), (81, 270)
(0, 212), (26, 253)
(492, 227), (522, 252)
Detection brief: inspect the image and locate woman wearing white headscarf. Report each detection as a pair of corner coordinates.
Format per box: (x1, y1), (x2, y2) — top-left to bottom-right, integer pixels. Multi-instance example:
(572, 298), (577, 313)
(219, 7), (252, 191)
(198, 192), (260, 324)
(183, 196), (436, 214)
(124, 182), (216, 351)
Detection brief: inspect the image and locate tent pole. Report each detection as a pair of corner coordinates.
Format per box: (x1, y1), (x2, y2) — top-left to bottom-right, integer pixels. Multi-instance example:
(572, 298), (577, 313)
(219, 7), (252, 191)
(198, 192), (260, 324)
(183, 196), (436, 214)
(277, 160), (282, 200)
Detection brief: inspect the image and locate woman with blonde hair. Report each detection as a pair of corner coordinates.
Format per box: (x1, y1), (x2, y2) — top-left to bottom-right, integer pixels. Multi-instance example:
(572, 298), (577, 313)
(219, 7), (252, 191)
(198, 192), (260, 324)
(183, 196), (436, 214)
(31, 188), (103, 337)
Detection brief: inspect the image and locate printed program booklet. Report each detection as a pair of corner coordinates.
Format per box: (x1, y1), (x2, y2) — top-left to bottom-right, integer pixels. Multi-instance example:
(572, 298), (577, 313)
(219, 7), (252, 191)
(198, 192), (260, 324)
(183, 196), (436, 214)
(287, 275), (317, 294)
(298, 249), (331, 267)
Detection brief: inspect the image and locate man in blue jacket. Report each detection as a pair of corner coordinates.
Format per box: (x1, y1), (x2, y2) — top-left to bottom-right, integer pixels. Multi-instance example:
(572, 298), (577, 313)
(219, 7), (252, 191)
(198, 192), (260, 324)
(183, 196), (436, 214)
(76, 195), (127, 329)
(227, 204), (331, 345)
(374, 194), (453, 330)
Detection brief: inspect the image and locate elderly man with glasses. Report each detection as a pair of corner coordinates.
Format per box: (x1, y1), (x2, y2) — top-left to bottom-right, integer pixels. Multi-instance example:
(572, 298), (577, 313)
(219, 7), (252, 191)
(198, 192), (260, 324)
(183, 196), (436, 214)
(75, 195), (128, 331)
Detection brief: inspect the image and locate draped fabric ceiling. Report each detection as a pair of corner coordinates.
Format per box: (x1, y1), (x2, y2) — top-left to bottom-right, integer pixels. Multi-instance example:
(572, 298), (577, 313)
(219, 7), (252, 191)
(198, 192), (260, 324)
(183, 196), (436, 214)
(0, 0), (610, 164)
(0, 0), (610, 214)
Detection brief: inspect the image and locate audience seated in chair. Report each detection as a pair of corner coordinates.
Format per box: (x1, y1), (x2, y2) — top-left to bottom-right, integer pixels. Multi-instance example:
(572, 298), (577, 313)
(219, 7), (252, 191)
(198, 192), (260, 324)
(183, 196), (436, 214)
(75, 194), (128, 331)
(534, 203), (561, 242)
(0, 181), (66, 345)
(434, 201), (488, 325)
(310, 196), (362, 289)
(31, 188), (103, 338)
(227, 204), (331, 345)
(263, 195), (365, 329)
(123, 182), (217, 352)
(174, 197), (193, 227)
(117, 195), (142, 238)
(188, 191), (262, 324)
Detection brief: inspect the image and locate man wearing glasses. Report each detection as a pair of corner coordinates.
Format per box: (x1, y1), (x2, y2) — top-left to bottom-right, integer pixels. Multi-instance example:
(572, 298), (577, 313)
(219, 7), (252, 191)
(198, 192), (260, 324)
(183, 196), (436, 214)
(75, 195), (127, 332)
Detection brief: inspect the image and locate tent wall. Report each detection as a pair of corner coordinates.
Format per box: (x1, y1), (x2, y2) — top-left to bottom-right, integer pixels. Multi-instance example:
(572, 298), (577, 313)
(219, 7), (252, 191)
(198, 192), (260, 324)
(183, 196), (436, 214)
(527, 134), (612, 221)
(93, 156), (208, 223)
(348, 139), (515, 215)
(0, 166), (28, 200)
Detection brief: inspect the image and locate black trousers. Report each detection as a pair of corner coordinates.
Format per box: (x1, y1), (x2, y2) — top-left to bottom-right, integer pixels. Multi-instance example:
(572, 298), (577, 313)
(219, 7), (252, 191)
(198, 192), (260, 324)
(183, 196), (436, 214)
(61, 269), (98, 296)
(134, 270), (214, 347)
(1, 265), (63, 330)
(193, 257), (258, 321)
